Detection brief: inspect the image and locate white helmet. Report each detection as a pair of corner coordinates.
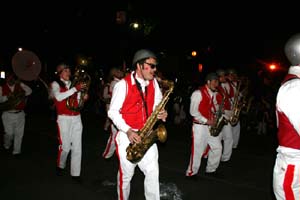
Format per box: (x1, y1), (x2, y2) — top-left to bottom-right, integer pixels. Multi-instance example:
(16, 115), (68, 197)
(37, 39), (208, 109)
(284, 33), (300, 66)
(132, 49), (157, 67)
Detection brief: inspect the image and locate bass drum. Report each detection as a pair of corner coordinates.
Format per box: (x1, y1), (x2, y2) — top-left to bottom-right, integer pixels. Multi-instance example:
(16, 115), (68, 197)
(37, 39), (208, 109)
(12, 50), (42, 81)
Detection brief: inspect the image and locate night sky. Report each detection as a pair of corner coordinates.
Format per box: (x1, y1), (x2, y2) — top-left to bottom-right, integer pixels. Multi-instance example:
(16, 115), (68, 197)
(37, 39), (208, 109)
(0, 2), (299, 74)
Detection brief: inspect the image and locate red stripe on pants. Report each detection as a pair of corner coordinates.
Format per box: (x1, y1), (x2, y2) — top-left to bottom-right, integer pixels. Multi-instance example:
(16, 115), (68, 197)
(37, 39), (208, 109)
(283, 164), (295, 200)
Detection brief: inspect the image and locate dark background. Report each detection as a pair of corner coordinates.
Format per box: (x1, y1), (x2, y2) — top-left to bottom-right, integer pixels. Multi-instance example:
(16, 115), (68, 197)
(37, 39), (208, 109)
(0, 1), (298, 82)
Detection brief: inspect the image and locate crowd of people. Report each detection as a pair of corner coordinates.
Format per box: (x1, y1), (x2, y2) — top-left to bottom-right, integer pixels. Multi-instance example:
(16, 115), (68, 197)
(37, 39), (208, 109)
(0, 44), (292, 199)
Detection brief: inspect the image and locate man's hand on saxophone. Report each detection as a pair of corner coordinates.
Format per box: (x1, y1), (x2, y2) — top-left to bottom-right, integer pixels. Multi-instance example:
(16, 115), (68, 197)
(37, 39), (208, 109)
(157, 109), (168, 122)
(126, 128), (142, 144)
(206, 118), (215, 126)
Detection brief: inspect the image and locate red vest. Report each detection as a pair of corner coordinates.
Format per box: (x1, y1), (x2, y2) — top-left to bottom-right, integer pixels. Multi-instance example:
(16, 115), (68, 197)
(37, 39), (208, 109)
(216, 85), (231, 110)
(277, 74), (300, 149)
(228, 81), (235, 98)
(194, 86), (213, 122)
(2, 83), (26, 110)
(54, 86), (80, 116)
(120, 74), (155, 130)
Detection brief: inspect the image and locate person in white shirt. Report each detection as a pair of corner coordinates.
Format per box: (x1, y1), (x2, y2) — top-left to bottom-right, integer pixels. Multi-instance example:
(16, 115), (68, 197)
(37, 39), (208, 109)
(50, 64), (88, 183)
(108, 49), (167, 200)
(102, 67), (124, 159)
(273, 33), (300, 200)
(0, 71), (32, 156)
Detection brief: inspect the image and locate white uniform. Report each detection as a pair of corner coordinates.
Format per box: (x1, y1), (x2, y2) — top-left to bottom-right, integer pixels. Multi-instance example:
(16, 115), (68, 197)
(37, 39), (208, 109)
(273, 66), (300, 200)
(102, 77), (121, 159)
(108, 72), (162, 200)
(51, 79), (83, 177)
(0, 82), (32, 155)
(219, 82), (233, 162)
(186, 86), (222, 176)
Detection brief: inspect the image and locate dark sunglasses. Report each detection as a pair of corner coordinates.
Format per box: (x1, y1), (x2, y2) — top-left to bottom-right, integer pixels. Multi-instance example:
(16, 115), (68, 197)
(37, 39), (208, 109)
(144, 62), (157, 69)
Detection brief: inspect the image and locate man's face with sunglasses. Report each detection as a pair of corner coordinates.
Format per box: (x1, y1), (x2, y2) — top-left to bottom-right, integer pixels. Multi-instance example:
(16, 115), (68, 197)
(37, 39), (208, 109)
(139, 57), (158, 80)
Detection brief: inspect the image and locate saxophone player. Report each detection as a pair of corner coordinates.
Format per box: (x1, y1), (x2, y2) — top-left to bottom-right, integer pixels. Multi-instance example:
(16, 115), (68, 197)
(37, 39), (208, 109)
(216, 69), (234, 162)
(227, 68), (241, 149)
(108, 49), (167, 200)
(185, 72), (223, 179)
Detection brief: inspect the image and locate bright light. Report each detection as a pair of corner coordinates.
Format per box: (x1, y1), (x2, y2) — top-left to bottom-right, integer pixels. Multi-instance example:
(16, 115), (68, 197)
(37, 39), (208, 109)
(191, 51), (197, 57)
(198, 63), (203, 72)
(130, 22), (140, 30)
(0, 71), (5, 79)
(269, 64), (277, 71)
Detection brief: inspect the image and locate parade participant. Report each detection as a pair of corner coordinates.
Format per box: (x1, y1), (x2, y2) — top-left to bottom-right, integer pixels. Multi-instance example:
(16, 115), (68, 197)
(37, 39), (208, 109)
(227, 68), (241, 149)
(108, 49), (167, 200)
(50, 63), (88, 182)
(0, 71), (32, 156)
(273, 33), (300, 199)
(185, 72), (222, 179)
(102, 67), (124, 159)
(216, 69), (233, 162)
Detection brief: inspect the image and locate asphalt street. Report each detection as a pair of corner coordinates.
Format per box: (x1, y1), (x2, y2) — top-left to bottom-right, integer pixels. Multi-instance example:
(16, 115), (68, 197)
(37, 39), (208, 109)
(0, 111), (277, 200)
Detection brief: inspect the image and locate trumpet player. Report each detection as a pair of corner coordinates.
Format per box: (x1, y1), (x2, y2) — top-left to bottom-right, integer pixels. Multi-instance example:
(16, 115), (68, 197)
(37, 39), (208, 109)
(185, 72), (222, 179)
(108, 49), (167, 200)
(0, 71), (32, 157)
(50, 64), (88, 183)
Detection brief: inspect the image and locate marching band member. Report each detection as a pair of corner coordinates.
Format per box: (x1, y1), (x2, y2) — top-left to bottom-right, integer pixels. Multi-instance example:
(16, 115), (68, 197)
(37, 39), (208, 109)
(216, 69), (233, 162)
(227, 68), (241, 149)
(108, 49), (167, 200)
(273, 33), (300, 199)
(185, 72), (222, 179)
(102, 67), (124, 159)
(0, 71), (32, 156)
(50, 64), (88, 183)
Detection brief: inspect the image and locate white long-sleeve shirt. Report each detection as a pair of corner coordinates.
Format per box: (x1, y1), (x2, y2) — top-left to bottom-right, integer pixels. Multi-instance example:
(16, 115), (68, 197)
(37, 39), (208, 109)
(50, 79), (79, 102)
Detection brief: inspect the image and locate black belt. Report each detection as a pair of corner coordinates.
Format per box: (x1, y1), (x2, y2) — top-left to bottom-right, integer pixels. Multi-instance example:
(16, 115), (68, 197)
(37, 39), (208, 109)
(193, 121), (202, 125)
(8, 110), (22, 113)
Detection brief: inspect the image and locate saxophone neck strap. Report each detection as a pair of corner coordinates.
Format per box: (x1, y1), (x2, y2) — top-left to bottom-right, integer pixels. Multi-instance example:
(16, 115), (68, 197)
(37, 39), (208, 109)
(133, 72), (149, 118)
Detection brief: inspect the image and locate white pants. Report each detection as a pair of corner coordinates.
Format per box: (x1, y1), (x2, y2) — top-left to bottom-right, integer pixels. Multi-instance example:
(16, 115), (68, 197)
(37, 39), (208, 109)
(186, 123), (222, 176)
(220, 124), (233, 162)
(115, 131), (160, 200)
(273, 147), (300, 200)
(2, 111), (26, 155)
(102, 123), (118, 158)
(56, 115), (83, 176)
(231, 121), (240, 148)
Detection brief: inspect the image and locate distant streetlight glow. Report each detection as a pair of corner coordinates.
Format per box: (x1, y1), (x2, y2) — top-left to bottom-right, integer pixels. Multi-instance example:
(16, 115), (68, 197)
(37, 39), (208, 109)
(0, 71), (5, 79)
(191, 51), (197, 57)
(198, 63), (203, 72)
(130, 22), (140, 29)
(269, 64), (277, 71)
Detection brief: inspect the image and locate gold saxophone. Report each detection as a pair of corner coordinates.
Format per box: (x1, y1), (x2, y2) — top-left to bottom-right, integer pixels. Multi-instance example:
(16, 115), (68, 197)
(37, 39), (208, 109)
(0, 89), (26, 110)
(229, 79), (249, 126)
(126, 80), (174, 163)
(66, 66), (91, 112)
(209, 91), (228, 137)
